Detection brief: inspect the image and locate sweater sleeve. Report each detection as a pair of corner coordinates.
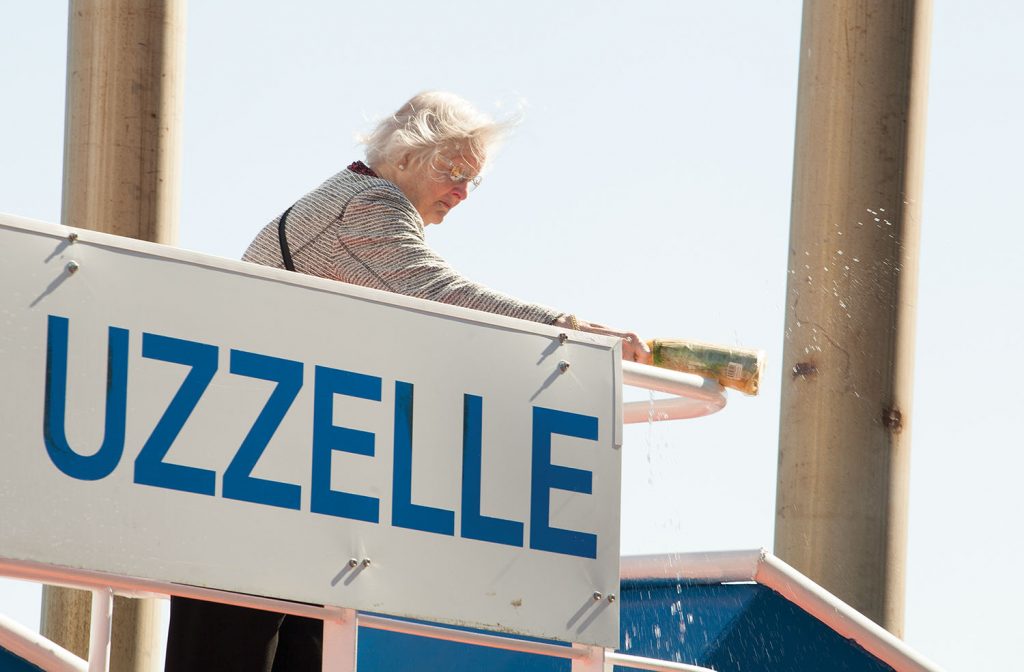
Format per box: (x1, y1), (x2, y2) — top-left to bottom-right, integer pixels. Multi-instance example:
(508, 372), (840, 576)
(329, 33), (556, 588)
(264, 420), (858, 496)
(335, 185), (562, 324)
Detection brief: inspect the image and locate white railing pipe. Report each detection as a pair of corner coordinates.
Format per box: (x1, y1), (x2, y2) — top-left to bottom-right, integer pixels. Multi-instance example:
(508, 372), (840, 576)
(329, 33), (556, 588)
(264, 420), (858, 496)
(621, 361), (727, 423)
(570, 643), (605, 671)
(756, 554), (943, 672)
(605, 651), (717, 672)
(1, 551), (942, 672)
(322, 607), (357, 672)
(619, 549), (945, 672)
(0, 612), (87, 672)
(87, 588), (113, 672)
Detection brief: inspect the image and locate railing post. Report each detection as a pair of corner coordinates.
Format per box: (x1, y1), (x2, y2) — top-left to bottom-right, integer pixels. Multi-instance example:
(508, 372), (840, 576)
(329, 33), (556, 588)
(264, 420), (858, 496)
(87, 588), (113, 672)
(322, 607), (357, 672)
(571, 644), (610, 672)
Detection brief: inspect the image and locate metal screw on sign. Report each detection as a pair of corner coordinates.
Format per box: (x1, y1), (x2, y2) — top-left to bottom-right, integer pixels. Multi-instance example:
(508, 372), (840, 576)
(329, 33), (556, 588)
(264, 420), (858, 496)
(558, 360), (570, 373)
(607, 594), (617, 603)
(592, 591), (603, 601)
(558, 333), (569, 345)
(67, 232), (79, 243)
(66, 261), (80, 275)
(361, 558), (372, 568)
(348, 558), (359, 568)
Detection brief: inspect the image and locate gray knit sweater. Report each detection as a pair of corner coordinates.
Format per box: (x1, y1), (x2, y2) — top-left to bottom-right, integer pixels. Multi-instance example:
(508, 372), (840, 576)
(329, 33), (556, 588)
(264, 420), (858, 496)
(242, 166), (561, 324)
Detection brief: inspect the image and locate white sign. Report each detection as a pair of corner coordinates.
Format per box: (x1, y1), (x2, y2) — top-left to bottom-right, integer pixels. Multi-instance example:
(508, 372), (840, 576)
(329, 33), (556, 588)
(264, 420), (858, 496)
(0, 214), (623, 646)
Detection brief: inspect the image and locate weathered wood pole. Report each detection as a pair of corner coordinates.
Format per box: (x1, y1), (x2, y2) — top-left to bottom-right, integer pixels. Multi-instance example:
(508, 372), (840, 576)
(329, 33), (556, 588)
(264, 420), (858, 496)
(775, 0), (932, 636)
(42, 0), (186, 669)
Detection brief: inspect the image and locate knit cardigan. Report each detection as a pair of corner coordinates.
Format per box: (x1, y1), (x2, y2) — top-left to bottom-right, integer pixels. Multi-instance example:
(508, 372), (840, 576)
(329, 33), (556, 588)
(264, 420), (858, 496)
(242, 167), (562, 324)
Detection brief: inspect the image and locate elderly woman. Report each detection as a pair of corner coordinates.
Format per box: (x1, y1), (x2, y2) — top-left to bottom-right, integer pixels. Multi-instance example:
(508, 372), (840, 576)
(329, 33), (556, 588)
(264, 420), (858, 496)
(242, 91), (651, 362)
(165, 91), (650, 672)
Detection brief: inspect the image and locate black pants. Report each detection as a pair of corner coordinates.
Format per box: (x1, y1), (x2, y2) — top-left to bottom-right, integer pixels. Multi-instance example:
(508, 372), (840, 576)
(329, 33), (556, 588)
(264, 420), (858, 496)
(165, 596), (323, 672)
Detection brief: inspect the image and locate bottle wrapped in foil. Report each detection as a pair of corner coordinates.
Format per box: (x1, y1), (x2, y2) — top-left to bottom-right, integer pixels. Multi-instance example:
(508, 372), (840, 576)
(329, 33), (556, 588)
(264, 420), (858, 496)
(646, 339), (765, 396)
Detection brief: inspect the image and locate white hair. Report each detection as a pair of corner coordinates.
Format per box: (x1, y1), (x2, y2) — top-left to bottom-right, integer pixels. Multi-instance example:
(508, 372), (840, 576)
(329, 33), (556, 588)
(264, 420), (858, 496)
(362, 91), (512, 171)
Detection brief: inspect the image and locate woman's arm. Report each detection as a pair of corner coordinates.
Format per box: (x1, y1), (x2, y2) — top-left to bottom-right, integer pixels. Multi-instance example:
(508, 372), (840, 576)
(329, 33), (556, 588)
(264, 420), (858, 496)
(336, 186), (561, 323)
(550, 315), (652, 364)
(338, 185), (651, 363)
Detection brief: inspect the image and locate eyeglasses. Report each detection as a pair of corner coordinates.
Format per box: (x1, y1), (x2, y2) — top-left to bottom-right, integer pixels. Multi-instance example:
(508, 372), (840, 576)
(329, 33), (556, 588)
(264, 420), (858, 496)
(431, 155), (482, 192)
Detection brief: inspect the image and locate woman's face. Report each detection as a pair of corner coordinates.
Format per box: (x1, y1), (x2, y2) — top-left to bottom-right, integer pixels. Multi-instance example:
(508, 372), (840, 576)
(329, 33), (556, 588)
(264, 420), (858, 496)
(395, 151), (483, 225)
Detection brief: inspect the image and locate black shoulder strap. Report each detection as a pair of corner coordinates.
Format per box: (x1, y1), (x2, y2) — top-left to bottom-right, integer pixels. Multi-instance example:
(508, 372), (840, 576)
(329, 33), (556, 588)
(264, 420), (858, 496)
(278, 205), (296, 272)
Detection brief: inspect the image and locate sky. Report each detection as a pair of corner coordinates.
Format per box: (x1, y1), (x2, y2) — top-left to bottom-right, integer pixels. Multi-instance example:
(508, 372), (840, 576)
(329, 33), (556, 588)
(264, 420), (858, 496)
(1, 2), (1022, 670)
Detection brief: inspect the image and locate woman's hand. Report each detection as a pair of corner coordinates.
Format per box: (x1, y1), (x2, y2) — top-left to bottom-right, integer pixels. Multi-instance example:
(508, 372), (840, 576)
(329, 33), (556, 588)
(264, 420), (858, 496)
(583, 321), (652, 364)
(552, 315), (653, 364)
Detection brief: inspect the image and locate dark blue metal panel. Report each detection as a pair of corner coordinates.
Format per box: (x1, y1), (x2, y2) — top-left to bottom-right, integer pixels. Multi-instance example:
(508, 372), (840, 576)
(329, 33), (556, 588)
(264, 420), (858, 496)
(357, 627), (567, 671)
(704, 588), (894, 672)
(619, 580), (762, 663)
(617, 579), (896, 672)
(0, 648), (44, 672)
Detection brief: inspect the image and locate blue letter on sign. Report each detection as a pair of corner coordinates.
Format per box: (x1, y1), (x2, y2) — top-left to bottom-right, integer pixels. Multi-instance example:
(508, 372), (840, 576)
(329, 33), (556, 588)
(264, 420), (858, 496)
(222, 350), (303, 510)
(43, 315), (128, 481)
(392, 381), (455, 536)
(311, 366), (380, 523)
(134, 333), (218, 496)
(460, 394), (523, 547)
(530, 407), (599, 559)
